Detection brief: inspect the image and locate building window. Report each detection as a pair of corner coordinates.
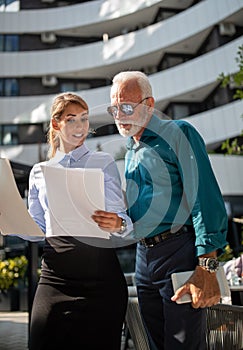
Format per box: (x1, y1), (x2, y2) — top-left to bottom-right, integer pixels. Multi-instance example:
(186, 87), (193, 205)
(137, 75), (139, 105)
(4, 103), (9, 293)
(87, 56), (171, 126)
(164, 103), (190, 120)
(0, 0), (19, 12)
(158, 53), (192, 71)
(2, 125), (18, 145)
(60, 83), (75, 92)
(0, 123), (46, 145)
(0, 35), (19, 51)
(0, 35), (3, 51)
(0, 78), (19, 96)
(0, 79), (3, 96)
(4, 78), (18, 96)
(18, 124), (46, 144)
(60, 82), (90, 92)
(153, 8), (179, 23)
(5, 35), (19, 51)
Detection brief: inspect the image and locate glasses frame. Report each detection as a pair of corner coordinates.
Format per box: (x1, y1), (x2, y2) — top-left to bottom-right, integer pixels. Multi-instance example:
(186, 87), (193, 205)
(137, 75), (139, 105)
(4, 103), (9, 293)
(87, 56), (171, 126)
(107, 97), (151, 118)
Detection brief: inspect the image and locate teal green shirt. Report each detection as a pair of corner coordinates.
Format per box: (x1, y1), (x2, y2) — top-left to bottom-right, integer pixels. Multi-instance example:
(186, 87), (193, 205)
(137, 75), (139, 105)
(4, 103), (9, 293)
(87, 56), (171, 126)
(125, 115), (228, 256)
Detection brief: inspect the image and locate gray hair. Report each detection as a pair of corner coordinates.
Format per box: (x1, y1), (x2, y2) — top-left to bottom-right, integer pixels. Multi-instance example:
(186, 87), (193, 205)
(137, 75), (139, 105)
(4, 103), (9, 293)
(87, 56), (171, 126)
(112, 71), (152, 98)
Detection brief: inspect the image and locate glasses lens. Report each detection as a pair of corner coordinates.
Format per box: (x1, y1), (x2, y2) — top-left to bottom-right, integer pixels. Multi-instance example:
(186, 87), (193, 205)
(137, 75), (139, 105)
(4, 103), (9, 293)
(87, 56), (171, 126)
(107, 103), (135, 117)
(120, 104), (134, 115)
(107, 106), (118, 117)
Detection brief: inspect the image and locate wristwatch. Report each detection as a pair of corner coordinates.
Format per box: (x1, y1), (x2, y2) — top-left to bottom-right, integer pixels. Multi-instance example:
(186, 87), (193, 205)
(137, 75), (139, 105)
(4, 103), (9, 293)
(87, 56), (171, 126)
(198, 257), (219, 273)
(118, 218), (127, 234)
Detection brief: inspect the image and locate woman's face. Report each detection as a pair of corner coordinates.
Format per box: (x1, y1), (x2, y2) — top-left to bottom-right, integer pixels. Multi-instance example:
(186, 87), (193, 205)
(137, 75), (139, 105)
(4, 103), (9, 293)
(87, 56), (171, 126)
(53, 102), (89, 153)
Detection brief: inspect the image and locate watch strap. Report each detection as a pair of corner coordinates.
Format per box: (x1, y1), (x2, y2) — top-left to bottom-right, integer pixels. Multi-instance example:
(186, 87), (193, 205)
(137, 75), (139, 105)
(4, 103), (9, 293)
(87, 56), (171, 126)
(118, 218), (127, 234)
(198, 257), (219, 273)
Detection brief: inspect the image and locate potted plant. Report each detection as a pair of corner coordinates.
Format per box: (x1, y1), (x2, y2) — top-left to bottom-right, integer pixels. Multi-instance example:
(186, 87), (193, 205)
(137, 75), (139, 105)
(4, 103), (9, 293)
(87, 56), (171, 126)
(0, 255), (28, 311)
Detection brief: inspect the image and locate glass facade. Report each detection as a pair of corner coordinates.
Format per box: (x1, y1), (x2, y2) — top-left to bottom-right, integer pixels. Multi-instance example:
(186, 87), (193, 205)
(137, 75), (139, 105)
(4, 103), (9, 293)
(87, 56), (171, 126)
(0, 35), (19, 52)
(0, 123), (46, 145)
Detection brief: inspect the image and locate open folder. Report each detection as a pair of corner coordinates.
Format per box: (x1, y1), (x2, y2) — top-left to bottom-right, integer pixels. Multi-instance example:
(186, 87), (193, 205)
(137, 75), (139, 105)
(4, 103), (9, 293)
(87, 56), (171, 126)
(0, 158), (44, 237)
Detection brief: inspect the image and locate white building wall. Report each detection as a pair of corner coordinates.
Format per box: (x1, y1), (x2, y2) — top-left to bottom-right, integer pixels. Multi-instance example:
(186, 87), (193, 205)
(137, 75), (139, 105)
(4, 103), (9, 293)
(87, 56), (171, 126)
(0, 0), (242, 198)
(184, 100), (243, 145)
(209, 155), (243, 196)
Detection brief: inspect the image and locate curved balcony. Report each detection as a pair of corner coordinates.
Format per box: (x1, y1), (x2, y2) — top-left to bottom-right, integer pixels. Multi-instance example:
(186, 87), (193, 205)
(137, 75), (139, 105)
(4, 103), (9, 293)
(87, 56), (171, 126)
(185, 100), (243, 146)
(0, 0), (192, 37)
(151, 37), (242, 110)
(0, 36), (241, 126)
(0, 0), (242, 79)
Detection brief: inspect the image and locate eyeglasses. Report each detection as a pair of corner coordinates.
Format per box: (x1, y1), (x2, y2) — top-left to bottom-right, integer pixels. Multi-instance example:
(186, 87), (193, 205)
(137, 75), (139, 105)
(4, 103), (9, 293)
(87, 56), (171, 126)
(107, 97), (150, 118)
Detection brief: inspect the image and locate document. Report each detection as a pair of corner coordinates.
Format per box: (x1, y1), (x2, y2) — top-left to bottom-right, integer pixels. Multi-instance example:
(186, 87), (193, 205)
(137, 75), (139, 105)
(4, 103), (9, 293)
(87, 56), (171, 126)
(41, 165), (110, 239)
(171, 266), (230, 304)
(0, 158), (44, 237)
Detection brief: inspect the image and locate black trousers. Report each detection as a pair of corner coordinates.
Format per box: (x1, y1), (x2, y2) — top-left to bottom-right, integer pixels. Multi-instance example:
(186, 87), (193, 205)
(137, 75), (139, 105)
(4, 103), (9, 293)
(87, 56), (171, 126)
(29, 237), (128, 350)
(135, 230), (207, 350)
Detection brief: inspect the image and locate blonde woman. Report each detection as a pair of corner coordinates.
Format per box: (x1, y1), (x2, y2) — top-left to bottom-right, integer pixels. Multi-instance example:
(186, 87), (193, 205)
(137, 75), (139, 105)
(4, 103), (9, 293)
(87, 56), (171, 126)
(28, 92), (132, 350)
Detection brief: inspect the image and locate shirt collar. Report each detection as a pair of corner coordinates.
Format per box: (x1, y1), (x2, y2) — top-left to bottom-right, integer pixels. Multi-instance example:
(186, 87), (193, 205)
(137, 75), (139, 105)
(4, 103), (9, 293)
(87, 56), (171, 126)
(48, 144), (90, 165)
(141, 114), (162, 138)
(126, 114), (160, 150)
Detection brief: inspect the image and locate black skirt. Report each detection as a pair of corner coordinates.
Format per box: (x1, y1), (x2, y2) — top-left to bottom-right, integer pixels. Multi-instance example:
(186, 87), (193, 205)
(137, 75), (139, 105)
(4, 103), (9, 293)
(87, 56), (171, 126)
(29, 236), (128, 350)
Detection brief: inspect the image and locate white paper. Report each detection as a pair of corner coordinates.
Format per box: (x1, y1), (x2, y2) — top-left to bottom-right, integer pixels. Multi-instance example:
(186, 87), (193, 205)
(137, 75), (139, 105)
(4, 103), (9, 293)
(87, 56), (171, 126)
(41, 165), (110, 239)
(0, 158), (44, 237)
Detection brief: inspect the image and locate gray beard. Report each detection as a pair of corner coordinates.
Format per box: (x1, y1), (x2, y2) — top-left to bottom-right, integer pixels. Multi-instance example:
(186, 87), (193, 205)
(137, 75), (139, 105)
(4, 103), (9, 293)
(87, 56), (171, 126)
(116, 123), (142, 137)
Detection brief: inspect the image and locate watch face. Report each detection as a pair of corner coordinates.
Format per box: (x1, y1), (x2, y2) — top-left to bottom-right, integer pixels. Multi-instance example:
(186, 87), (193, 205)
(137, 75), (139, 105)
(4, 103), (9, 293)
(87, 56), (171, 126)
(207, 258), (219, 271)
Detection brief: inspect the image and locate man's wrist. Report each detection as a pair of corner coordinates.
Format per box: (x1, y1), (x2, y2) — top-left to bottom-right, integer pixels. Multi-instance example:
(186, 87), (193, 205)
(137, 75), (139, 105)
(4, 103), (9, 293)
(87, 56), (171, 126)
(118, 218), (127, 234)
(198, 257), (219, 273)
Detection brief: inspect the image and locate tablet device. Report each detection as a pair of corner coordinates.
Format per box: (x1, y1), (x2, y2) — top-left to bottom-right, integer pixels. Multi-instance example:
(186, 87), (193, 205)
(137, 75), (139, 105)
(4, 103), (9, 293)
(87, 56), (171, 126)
(171, 266), (230, 304)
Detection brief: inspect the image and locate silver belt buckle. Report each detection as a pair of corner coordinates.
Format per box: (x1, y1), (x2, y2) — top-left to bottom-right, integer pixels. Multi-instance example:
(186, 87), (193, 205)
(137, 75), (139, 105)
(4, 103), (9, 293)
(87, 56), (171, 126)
(140, 238), (154, 248)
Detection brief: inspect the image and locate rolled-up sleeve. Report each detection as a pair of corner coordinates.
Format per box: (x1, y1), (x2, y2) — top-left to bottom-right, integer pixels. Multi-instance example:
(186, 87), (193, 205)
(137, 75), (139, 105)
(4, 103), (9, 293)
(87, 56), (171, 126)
(178, 121), (228, 256)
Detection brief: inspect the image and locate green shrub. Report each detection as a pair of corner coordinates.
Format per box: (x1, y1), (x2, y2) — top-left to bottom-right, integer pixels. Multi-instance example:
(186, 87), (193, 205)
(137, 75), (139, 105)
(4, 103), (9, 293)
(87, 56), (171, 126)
(0, 255), (28, 292)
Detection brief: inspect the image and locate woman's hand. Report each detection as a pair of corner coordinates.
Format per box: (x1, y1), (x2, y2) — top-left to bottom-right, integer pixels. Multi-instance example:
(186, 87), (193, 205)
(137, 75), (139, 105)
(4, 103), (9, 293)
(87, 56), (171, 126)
(91, 210), (122, 233)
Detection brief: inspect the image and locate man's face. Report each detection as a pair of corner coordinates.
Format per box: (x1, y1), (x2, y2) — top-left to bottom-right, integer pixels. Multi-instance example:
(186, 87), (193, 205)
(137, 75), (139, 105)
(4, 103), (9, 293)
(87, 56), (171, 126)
(110, 80), (151, 138)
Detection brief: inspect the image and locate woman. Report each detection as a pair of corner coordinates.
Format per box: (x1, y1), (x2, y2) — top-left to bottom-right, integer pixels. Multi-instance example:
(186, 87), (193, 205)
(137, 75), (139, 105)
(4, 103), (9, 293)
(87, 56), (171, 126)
(28, 92), (132, 350)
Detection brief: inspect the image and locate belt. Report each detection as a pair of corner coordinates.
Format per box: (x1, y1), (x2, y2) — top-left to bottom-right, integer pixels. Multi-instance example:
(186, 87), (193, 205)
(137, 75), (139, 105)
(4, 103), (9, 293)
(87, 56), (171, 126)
(139, 225), (192, 248)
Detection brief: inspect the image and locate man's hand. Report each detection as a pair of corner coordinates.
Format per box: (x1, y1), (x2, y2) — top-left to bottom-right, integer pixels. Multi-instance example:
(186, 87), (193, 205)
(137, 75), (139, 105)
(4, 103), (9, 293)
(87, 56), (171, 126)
(171, 266), (220, 308)
(91, 210), (122, 233)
